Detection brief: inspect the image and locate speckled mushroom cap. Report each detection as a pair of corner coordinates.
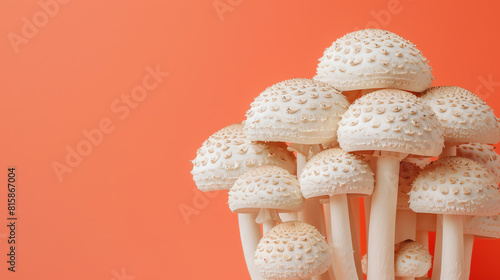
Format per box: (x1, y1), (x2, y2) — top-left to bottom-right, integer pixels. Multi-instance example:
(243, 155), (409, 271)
(397, 162), (421, 210)
(394, 240), (432, 278)
(361, 240), (432, 277)
(191, 124), (297, 192)
(338, 89), (444, 157)
(457, 143), (500, 184)
(315, 29), (433, 92)
(228, 166), (304, 213)
(409, 157), (500, 215)
(299, 148), (374, 198)
(464, 214), (500, 239)
(245, 78), (350, 144)
(421, 86), (500, 144)
(254, 221), (332, 280)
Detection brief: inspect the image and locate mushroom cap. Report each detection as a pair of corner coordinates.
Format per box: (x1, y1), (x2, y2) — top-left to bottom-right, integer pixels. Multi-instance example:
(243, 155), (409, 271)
(394, 240), (432, 278)
(457, 143), (500, 184)
(191, 124), (296, 192)
(228, 166), (304, 213)
(315, 29), (433, 92)
(245, 78), (350, 144)
(361, 240), (432, 277)
(254, 221), (332, 280)
(338, 89), (444, 157)
(402, 157), (433, 169)
(397, 162), (421, 210)
(299, 148), (374, 198)
(421, 86), (500, 144)
(409, 157), (500, 216)
(464, 214), (500, 239)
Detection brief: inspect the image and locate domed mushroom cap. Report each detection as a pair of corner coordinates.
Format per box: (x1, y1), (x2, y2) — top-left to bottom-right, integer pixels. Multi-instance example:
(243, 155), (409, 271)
(394, 240), (432, 278)
(464, 214), (500, 239)
(338, 89), (444, 157)
(397, 162), (421, 210)
(245, 78), (350, 144)
(315, 29), (433, 92)
(254, 221), (332, 280)
(299, 148), (374, 198)
(421, 86), (500, 144)
(191, 124), (296, 192)
(457, 143), (500, 184)
(228, 166), (304, 213)
(409, 157), (500, 216)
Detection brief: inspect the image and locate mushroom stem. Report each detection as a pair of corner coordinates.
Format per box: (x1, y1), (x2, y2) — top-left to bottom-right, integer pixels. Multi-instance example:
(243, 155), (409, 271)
(395, 210), (417, 243)
(330, 194), (359, 280)
(440, 215), (465, 280)
(440, 143), (457, 158)
(463, 234), (474, 280)
(364, 158), (377, 244)
(396, 277), (414, 280)
(367, 152), (407, 280)
(415, 231), (429, 250)
(322, 200), (337, 280)
(238, 213), (265, 280)
(431, 215), (443, 280)
(349, 197), (364, 280)
(256, 208), (281, 235)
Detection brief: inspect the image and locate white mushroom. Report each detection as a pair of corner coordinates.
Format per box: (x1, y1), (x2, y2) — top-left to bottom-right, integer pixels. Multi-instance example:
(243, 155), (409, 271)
(255, 221), (332, 280)
(300, 148), (374, 280)
(338, 89), (443, 280)
(457, 143), (500, 184)
(395, 162), (421, 244)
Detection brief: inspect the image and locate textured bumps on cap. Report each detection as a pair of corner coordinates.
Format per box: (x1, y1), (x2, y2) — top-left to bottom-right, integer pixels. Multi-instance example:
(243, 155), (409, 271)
(299, 148), (374, 198)
(315, 29), (434, 92)
(464, 214), (500, 239)
(228, 166), (304, 213)
(254, 221), (332, 280)
(337, 89), (444, 157)
(457, 143), (500, 184)
(397, 162), (421, 210)
(191, 124), (297, 192)
(394, 240), (432, 278)
(245, 78), (350, 144)
(421, 86), (500, 144)
(409, 157), (500, 216)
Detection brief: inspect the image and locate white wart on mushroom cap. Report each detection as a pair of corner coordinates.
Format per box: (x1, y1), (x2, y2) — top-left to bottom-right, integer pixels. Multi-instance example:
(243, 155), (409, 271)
(254, 221), (332, 280)
(457, 143), (500, 184)
(397, 162), (421, 210)
(299, 148), (374, 198)
(394, 240), (432, 278)
(409, 157), (500, 215)
(338, 89), (444, 157)
(245, 78), (350, 144)
(421, 86), (500, 144)
(191, 124), (297, 192)
(315, 29), (433, 92)
(228, 166), (304, 213)
(464, 214), (500, 239)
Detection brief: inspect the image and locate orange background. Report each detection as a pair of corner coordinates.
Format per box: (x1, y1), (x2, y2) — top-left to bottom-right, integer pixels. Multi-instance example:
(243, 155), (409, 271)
(1, 0), (500, 279)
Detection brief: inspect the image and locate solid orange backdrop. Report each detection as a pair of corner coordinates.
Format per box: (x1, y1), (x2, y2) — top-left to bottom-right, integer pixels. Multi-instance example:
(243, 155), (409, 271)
(1, 0), (500, 279)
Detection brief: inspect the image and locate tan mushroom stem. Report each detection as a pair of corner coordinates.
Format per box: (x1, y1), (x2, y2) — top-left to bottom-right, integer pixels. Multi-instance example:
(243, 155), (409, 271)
(415, 231), (429, 249)
(348, 197), (364, 280)
(441, 142), (457, 157)
(395, 210), (417, 243)
(321, 199), (337, 280)
(367, 151), (408, 280)
(255, 208), (282, 235)
(463, 234), (474, 280)
(416, 213), (436, 251)
(440, 215), (465, 280)
(364, 158), (377, 245)
(238, 213), (265, 280)
(330, 194), (359, 280)
(431, 215), (443, 280)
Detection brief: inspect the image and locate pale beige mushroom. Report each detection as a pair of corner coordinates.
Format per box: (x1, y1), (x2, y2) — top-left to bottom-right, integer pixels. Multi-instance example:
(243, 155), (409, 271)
(338, 89), (443, 280)
(395, 162), (421, 244)
(229, 166), (304, 234)
(315, 29), (434, 103)
(254, 221), (332, 280)
(300, 148), (374, 280)
(457, 143), (500, 184)
(409, 157), (500, 280)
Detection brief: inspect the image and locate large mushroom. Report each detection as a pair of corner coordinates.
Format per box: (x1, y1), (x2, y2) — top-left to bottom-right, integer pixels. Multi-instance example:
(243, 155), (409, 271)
(409, 157), (500, 280)
(191, 123), (297, 280)
(228, 166), (304, 234)
(338, 89), (443, 280)
(300, 148), (374, 280)
(457, 143), (500, 184)
(254, 221), (332, 280)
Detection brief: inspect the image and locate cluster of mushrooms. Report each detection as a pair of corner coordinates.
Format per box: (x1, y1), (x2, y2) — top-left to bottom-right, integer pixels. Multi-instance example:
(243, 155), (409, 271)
(190, 29), (500, 280)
